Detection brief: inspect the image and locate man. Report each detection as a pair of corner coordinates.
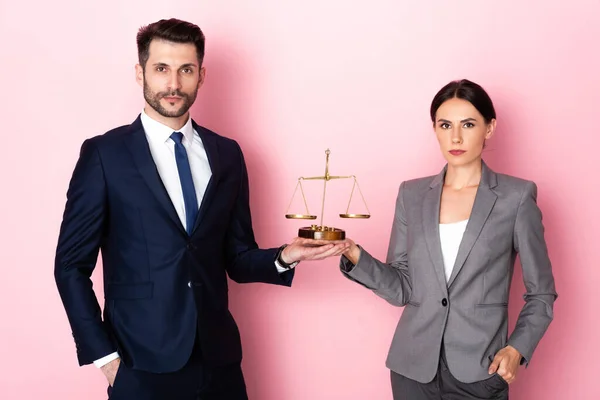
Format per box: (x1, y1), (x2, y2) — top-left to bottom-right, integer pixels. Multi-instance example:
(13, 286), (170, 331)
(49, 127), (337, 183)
(54, 18), (346, 400)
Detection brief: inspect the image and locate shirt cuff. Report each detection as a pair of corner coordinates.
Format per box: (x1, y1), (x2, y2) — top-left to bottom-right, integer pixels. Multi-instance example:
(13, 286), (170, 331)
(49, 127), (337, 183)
(93, 351), (120, 368)
(275, 259), (299, 273)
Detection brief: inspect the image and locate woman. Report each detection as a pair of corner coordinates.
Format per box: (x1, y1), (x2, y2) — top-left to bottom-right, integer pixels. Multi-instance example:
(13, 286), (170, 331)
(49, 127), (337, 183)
(340, 79), (557, 400)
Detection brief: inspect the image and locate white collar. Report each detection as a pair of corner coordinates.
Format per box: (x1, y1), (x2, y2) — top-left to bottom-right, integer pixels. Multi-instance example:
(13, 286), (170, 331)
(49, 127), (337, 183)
(140, 108), (195, 144)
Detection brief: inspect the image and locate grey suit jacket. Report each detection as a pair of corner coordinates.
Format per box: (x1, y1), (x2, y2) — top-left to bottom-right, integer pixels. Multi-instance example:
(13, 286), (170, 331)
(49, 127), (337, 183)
(341, 161), (557, 383)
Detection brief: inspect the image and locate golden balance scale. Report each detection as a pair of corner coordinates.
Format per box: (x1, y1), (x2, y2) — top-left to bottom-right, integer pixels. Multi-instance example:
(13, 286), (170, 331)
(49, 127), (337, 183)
(285, 149), (370, 240)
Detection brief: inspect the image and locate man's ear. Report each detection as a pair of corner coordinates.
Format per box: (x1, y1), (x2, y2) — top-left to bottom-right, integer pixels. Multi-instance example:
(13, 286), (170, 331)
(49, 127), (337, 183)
(135, 64), (144, 88)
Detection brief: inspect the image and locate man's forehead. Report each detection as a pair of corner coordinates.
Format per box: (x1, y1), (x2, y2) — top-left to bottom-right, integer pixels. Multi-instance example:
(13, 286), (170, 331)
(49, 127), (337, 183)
(148, 40), (198, 60)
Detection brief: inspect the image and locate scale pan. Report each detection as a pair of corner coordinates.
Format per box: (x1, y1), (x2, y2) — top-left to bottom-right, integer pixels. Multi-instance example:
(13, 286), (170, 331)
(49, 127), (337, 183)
(285, 214), (318, 220)
(339, 213), (370, 219)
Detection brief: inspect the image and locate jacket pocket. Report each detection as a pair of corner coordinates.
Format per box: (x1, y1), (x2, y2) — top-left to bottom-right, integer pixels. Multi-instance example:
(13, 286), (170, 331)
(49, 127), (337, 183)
(475, 303), (508, 308)
(105, 282), (153, 299)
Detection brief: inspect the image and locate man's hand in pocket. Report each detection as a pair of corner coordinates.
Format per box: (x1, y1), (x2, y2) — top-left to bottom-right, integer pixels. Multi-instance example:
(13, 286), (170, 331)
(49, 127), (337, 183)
(101, 358), (121, 387)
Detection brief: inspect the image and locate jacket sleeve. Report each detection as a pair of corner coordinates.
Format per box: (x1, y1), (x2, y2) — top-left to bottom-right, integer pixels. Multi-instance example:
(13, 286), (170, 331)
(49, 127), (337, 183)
(54, 139), (117, 365)
(224, 142), (294, 286)
(340, 181), (412, 306)
(507, 181), (557, 365)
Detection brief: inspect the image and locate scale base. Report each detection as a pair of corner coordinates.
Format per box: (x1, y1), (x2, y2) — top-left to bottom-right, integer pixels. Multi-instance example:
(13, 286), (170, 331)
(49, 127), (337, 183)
(298, 225), (345, 240)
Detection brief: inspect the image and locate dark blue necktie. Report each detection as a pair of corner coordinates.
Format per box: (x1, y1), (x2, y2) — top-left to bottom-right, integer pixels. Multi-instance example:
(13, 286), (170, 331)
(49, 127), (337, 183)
(170, 132), (198, 235)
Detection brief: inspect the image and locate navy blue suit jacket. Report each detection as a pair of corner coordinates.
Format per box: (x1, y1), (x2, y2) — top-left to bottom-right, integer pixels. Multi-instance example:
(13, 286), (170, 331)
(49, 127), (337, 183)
(54, 116), (294, 373)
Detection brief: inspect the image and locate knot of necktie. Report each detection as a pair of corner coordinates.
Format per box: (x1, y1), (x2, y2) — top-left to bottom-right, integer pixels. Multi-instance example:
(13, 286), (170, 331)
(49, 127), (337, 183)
(170, 131), (184, 144)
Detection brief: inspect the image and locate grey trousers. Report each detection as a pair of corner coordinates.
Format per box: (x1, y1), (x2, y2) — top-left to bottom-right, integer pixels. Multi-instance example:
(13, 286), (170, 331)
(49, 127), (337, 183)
(391, 350), (509, 400)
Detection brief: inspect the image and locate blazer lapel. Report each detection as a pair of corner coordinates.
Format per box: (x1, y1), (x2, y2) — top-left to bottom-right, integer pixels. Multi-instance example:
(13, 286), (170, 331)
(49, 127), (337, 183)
(191, 122), (221, 234)
(447, 161), (498, 287)
(422, 167), (449, 296)
(124, 116), (186, 235)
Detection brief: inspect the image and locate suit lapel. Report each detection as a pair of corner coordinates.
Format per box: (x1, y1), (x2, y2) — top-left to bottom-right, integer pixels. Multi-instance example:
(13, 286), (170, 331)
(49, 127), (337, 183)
(422, 167), (449, 296)
(124, 116), (187, 235)
(447, 161), (498, 287)
(191, 122), (221, 234)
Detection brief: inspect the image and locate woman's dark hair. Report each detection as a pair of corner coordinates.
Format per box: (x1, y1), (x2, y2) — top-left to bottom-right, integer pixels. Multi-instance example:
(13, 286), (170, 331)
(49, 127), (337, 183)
(429, 79), (496, 124)
(137, 18), (205, 69)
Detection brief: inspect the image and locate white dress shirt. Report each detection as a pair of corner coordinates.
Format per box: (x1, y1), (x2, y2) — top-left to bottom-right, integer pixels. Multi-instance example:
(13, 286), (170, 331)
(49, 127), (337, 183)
(439, 219), (469, 282)
(142, 109), (212, 226)
(94, 110), (293, 368)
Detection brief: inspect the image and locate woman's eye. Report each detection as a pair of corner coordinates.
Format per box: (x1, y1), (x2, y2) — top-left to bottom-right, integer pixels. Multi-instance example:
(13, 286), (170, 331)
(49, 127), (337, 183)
(440, 123), (450, 129)
(464, 122), (474, 128)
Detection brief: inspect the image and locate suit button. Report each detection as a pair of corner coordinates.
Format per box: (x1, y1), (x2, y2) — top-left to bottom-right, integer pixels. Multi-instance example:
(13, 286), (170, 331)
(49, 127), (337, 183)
(187, 243), (193, 250)
(441, 298), (448, 307)
(188, 281), (192, 288)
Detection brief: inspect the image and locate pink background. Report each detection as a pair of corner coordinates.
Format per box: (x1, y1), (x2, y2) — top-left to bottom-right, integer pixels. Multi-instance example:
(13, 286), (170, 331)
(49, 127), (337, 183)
(1, 1), (599, 399)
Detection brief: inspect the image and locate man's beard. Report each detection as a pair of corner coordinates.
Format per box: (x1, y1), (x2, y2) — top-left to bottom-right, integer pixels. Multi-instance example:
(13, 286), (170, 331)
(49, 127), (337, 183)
(143, 81), (198, 118)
